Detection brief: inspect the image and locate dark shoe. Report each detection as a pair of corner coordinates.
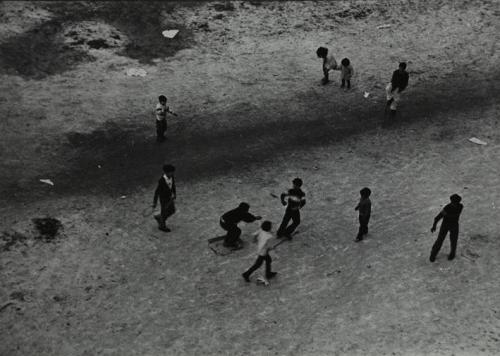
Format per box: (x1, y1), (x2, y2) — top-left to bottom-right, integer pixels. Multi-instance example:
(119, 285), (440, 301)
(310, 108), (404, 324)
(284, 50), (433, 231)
(242, 273), (250, 282)
(159, 226), (171, 232)
(430, 255), (436, 262)
(355, 237), (363, 242)
(266, 272), (278, 279)
(447, 254), (455, 261)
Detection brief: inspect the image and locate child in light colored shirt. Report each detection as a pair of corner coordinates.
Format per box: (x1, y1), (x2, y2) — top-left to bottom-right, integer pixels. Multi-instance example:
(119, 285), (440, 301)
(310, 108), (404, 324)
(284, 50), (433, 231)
(155, 95), (177, 142)
(316, 47), (338, 85)
(338, 58), (354, 89)
(242, 221), (278, 282)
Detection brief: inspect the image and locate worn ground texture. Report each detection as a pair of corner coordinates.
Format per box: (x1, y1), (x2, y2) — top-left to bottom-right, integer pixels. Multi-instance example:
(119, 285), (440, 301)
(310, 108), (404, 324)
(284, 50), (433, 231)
(1, 1), (500, 355)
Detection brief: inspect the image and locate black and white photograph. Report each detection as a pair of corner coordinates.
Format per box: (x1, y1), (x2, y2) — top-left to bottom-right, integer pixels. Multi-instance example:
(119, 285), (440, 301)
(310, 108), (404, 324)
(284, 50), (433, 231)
(0, 1), (499, 355)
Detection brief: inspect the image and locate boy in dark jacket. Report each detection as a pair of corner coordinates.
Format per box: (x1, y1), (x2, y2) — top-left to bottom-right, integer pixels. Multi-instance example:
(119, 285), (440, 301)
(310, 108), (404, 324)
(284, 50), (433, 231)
(355, 187), (372, 242)
(430, 194), (463, 262)
(277, 178), (306, 240)
(152, 164), (176, 232)
(220, 202), (262, 248)
(385, 62), (409, 117)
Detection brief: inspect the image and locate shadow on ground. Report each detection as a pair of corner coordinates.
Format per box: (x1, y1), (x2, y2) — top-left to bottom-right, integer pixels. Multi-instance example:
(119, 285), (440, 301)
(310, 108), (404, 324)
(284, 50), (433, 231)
(3, 71), (493, 202)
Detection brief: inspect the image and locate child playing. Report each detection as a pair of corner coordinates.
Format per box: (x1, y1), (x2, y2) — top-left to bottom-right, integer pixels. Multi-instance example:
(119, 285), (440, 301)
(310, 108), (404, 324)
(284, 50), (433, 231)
(385, 62), (409, 118)
(316, 47), (338, 85)
(355, 187), (372, 242)
(220, 202), (262, 249)
(155, 95), (177, 142)
(338, 58), (354, 89)
(429, 194), (463, 262)
(242, 221), (278, 282)
(277, 178), (306, 240)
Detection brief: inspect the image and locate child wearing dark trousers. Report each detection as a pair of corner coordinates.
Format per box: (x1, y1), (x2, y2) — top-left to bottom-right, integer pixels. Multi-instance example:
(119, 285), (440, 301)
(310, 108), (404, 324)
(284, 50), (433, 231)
(278, 178), (306, 240)
(430, 194), (463, 262)
(242, 221), (277, 282)
(220, 202), (261, 248)
(355, 187), (371, 242)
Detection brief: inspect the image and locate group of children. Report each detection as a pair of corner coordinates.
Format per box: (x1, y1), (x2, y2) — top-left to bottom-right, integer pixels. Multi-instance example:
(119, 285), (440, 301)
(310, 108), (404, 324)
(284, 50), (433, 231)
(150, 46), (462, 284)
(316, 46), (410, 118)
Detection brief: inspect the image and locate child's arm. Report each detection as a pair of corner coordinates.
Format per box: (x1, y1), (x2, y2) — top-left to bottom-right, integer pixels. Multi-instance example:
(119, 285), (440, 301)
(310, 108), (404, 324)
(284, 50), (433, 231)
(167, 107), (178, 116)
(280, 192), (288, 206)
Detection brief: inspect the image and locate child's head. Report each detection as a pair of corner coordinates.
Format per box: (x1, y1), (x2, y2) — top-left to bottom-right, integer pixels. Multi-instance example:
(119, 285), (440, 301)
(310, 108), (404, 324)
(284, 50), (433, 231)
(341, 58), (350, 67)
(292, 178), (303, 188)
(239, 202), (250, 211)
(261, 220), (272, 232)
(360, 187), (371, 198)
(450, 194), (462, 204)
(158, 95), (167, 104)
(163, 164), (175, 177)
(398, 62), (407, 71)
(316, 47), (328, 58)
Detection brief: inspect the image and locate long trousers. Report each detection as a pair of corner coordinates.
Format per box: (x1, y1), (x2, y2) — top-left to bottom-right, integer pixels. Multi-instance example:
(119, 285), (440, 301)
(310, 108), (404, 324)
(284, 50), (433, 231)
(356, 215), (370, 239)
(243, 254), (272, 278)
(155, 200), (175, 228)
(156, 119), (167, 140)
(220, 221), (242, 247)
(430, 224), (459, 259)
(278, 208), (300, 237)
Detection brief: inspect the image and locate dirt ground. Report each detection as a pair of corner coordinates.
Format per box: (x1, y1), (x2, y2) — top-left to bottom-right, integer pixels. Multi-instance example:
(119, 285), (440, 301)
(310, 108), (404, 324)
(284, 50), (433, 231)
(1, 1), (499, 355)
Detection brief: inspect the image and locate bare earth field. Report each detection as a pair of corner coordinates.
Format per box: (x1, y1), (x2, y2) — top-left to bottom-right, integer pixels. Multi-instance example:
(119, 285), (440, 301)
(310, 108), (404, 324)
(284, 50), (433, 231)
(1, 1), (499, 355)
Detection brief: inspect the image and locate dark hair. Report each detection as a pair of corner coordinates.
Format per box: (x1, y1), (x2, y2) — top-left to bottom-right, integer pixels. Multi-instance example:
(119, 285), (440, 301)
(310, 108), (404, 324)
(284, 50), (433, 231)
(360, 187), (371, 198)
(399, 62), (407, 70)
(450, 194), (462, 203)
(261, 220), (272, 231)
(159, 95), (167, 102)
(292, 178), (303, 187)
(239, 202), (250, 211)
(163, 164), (175, 173)
(341, 58), (350, 66)
(316, 47), (328, 58)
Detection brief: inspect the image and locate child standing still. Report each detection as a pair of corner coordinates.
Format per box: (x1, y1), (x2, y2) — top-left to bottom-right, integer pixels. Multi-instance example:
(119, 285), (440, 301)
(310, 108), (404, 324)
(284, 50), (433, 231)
(316, 47), (338, 85)
(338, 58), (354, 89)
(355, 187), (371, 242)
(155, 95), (177, 142)
(242, 221), (278, 282)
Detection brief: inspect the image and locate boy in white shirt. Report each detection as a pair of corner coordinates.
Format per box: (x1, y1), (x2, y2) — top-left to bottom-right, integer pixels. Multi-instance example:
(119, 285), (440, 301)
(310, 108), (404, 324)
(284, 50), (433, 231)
(155, 95), (177, 142)
(242, 221), (278, 282)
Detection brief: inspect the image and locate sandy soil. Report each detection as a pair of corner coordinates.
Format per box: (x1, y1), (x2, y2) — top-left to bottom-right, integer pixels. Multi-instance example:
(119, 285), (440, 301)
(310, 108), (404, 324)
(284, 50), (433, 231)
(1, 1), (499, 355)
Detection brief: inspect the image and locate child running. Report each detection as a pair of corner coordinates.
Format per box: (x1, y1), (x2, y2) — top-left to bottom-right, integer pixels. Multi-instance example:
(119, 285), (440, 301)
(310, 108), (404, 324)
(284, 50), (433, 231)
(242, 220), (278, 282)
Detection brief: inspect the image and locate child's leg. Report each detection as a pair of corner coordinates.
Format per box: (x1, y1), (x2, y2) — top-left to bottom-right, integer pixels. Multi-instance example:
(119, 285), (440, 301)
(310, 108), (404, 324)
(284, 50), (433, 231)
(263, 254), (277, 279)
(448, 226), (459, 259)
(285, 210), (300, 237)
(277, 210), (292, 237)
(347, 80), (351, 89)
(243, 256), (265, 279)
(341, 79), (345, 88)
(430, 226), (448, 261)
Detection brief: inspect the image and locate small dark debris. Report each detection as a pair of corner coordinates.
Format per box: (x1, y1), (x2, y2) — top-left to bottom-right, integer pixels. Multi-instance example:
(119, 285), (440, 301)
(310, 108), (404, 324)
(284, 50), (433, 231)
(53, 295), (67, 302)
(32, 217), (63, 242)
(367, 265), (371, 268)
(9, 291), (26, 302)
(84, 286), (92, 292)
(67, 31), (78, 37)
(214, 13), (225, 20)
(1, 231), (28, 252)
(213, 2), (235, 11)
(87, 39), (110, 49)
(71, 39), (85, 46)
(111, 33), (121, 40)
(197, 22), (210, 30)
